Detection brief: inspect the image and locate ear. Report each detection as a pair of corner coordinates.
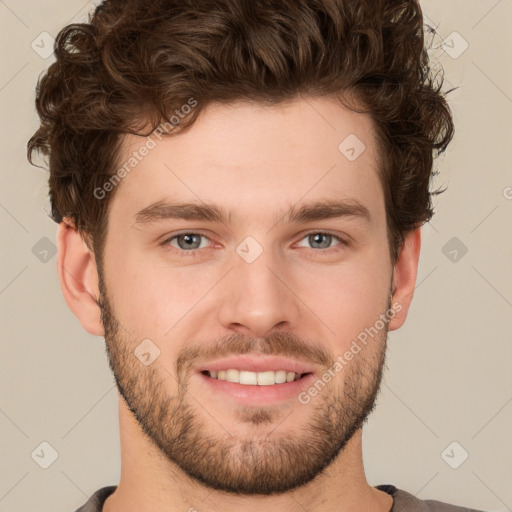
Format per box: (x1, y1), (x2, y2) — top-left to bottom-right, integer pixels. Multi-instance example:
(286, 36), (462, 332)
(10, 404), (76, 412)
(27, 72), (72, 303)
(388, 227), (422, 331)
(56, 219), (104, 337)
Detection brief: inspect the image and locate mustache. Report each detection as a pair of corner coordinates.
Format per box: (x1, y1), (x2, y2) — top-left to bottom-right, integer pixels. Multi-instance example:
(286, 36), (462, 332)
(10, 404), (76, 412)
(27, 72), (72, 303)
(176, 331), (334, 376)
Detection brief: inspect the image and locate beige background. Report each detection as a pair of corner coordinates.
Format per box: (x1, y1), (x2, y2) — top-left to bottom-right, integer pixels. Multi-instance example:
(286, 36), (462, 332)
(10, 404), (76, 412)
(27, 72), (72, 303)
(1, 1), (511, 511)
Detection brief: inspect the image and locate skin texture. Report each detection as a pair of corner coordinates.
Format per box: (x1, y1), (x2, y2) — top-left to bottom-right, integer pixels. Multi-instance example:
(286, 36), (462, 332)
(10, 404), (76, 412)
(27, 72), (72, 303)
(57, 96), (421, 512)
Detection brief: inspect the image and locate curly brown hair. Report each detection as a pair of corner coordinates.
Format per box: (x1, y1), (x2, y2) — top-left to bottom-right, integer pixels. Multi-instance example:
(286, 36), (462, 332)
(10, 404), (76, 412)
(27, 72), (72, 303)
(27, 0), (454, 267)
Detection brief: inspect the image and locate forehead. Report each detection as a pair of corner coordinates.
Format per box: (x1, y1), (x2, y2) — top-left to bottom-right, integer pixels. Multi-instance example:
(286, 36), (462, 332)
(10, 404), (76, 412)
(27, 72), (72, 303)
(110, 97), (385, 228)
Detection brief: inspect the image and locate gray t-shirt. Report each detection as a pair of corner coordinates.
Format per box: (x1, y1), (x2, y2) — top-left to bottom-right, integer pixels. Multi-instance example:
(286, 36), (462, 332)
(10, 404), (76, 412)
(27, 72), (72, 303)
(73, 484), (486, 511)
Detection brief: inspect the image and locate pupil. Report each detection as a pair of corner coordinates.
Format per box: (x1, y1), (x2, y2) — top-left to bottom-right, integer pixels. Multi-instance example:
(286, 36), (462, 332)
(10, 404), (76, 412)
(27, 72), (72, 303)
(312, 233), (330, 249)
(180, 234), (199, 249)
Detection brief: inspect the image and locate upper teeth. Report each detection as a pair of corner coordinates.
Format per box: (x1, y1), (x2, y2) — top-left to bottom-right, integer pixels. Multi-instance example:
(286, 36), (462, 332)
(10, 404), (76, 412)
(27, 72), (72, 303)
(208, 369), (301, 385)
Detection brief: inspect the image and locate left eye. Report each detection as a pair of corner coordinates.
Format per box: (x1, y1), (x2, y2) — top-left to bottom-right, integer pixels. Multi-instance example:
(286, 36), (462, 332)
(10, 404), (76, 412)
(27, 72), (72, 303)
(296, 232), (344, 250)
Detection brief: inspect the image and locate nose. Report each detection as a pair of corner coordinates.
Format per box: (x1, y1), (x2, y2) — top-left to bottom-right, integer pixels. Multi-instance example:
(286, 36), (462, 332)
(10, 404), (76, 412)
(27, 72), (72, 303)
(216, 245), (301, 338)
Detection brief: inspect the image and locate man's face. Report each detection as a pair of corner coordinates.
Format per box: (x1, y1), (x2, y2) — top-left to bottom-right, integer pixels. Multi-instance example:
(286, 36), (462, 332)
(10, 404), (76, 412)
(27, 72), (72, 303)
(98, 97), (395, 494)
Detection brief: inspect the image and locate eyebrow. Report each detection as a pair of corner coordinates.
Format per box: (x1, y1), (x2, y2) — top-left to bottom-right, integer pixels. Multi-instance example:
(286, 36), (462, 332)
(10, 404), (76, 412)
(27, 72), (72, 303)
(133, 199), (372, 227)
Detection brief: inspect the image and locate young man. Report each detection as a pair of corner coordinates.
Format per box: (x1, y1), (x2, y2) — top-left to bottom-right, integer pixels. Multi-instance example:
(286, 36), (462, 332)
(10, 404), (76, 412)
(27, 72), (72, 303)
(28, 0), (483, 510)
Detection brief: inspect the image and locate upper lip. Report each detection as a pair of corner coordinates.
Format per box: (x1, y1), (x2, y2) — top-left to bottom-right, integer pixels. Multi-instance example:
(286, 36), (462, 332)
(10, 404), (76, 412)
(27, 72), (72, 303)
(195, 355), (316, 375)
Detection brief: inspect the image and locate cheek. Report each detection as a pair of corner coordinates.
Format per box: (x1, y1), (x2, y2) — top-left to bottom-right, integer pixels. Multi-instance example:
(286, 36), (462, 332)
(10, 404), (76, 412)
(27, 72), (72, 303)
(293, 252), (391, 348)
(105, 250), (212, 340)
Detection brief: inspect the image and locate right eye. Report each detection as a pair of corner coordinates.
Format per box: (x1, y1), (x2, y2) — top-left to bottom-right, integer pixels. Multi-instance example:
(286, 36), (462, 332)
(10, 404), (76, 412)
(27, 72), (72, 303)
(160, 232), (213, 256)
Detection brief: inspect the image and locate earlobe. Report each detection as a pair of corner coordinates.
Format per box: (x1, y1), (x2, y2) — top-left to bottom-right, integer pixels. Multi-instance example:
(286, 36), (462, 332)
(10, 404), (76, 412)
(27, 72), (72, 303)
(56, 219), (105, 337)
(388, 228), (422, 332)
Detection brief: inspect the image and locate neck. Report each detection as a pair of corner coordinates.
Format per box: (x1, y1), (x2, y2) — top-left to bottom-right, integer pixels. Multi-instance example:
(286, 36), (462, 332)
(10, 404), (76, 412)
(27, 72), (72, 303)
(103, 395), (393, 512)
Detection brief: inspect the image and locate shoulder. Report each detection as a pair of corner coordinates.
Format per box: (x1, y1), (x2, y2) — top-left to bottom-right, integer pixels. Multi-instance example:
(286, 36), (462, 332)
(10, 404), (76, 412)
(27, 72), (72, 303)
(376, 484), (487, 512)
(73, 486), (117, 512)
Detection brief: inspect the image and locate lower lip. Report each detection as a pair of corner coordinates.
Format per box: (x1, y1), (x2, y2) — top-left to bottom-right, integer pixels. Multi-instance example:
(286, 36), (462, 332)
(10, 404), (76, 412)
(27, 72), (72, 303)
(197, 372), (316, 406)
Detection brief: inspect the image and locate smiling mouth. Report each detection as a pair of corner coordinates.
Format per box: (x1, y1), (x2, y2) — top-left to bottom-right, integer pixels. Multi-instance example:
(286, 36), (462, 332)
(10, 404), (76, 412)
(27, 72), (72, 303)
(201, 369), (313, 386)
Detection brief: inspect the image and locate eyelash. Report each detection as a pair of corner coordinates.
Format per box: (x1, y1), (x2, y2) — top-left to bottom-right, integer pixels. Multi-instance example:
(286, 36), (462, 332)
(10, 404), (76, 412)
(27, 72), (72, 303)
(159, 231), (349, 257)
